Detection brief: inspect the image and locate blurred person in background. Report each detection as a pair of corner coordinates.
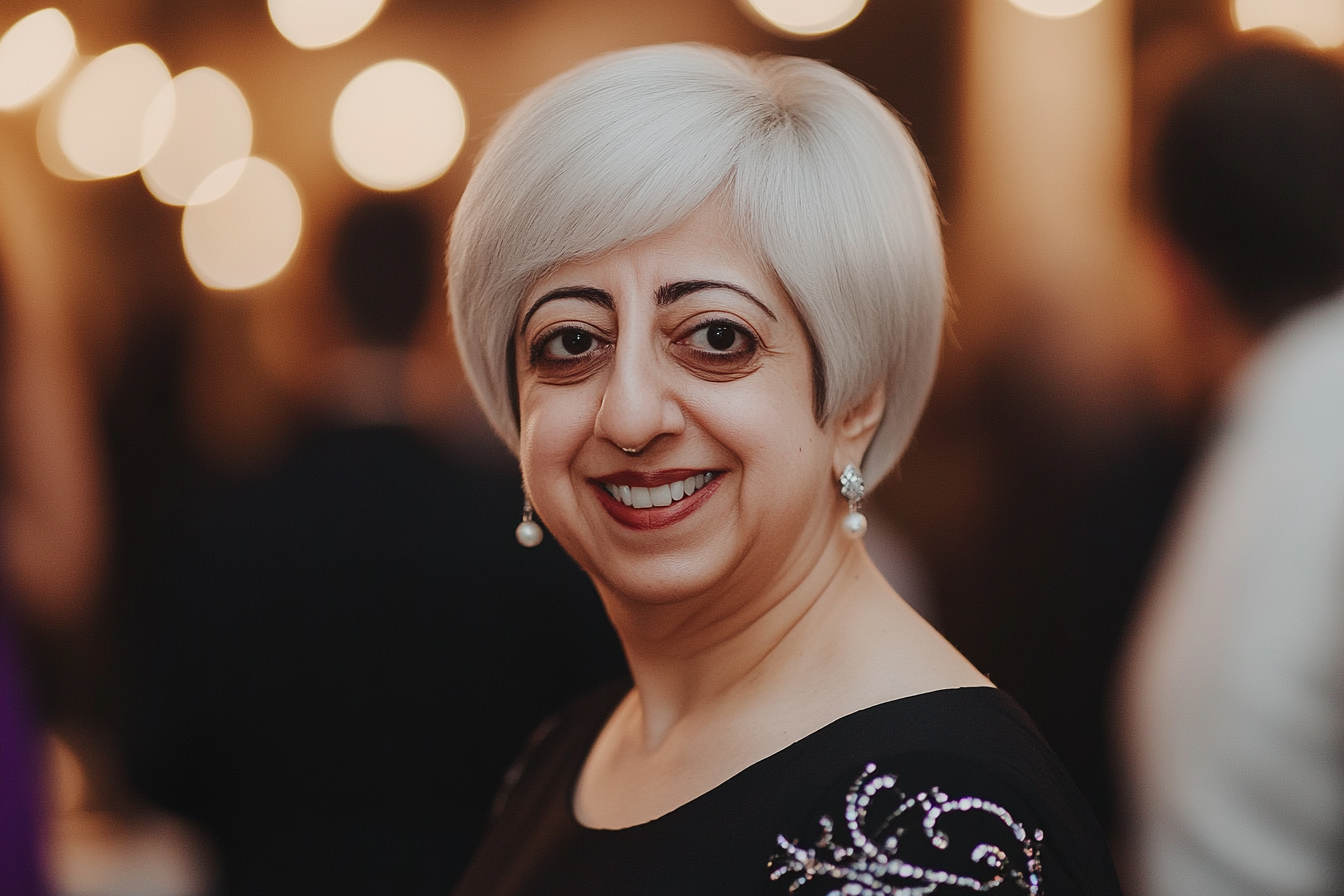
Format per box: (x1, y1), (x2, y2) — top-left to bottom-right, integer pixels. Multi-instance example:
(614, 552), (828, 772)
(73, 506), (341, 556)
(1118, 39), (1344, 896)
(129, 196), (624, 895)
(0, 170), (107, 895)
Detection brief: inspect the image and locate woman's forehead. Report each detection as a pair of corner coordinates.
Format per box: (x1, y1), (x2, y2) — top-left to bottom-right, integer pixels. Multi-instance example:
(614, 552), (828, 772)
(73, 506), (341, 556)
(521, 200), (776, 298)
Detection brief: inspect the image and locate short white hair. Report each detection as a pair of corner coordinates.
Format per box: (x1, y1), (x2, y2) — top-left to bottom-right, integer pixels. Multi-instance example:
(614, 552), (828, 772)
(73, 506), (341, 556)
(448, 43), (944, 487)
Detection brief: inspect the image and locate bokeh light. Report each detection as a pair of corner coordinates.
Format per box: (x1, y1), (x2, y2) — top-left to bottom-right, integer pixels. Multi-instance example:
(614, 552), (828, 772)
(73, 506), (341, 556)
(268, 0), (386, 49)
(57, 43), (172, 178)
(1005, 0), (1106, 19)
(739, 0), (868, 36)
(1234, 0), (1344, 47)
(0, 8), (77, 110)
(182, 157), (303, 290)
(331, 59), (465, 191)
(36, 61), (95, 180)
(142, 68), (253, 206)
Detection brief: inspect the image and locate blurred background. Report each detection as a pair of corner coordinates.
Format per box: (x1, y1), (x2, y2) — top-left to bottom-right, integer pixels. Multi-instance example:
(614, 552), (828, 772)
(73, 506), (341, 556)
(0, 0), (1329, 893)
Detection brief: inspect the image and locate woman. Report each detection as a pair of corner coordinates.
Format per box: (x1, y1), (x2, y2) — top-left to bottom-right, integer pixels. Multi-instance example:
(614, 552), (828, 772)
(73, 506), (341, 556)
(448, 44), (1120, 894)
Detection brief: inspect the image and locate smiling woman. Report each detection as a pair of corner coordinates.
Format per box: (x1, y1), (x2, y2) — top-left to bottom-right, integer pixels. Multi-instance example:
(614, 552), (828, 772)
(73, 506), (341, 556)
(514, 201), (827, 596)
(447, 44), (1121, 895)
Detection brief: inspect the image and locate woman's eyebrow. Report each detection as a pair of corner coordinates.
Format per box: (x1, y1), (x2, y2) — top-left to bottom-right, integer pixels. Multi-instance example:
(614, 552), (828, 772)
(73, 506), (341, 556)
(520, 286), (614, 332)
(656, 280), (778, 321)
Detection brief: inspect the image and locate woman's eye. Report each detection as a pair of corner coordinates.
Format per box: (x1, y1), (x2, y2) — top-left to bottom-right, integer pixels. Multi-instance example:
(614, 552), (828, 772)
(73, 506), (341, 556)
(528, 325), (609, 379)
(687, 321), (753, 354)
(672, 318), (761, 379)
(544, 328), (595, 358)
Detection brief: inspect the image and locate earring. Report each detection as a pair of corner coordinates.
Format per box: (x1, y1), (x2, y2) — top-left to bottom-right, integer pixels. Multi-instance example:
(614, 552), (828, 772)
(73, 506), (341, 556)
(516, 498), (543, 547)
(839, 464), (867, 539)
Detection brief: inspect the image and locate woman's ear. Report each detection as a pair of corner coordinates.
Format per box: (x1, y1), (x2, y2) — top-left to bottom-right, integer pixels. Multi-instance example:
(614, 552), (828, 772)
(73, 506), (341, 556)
(833, 384), (885, 474)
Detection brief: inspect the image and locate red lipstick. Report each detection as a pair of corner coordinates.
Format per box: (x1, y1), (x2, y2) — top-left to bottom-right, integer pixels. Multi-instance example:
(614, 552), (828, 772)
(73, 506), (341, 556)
(590, 472), (723, 531)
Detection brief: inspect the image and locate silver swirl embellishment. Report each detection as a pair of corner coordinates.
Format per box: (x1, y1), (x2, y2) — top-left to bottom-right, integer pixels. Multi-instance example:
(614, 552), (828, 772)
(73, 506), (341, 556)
(768, 763), (1044, 895)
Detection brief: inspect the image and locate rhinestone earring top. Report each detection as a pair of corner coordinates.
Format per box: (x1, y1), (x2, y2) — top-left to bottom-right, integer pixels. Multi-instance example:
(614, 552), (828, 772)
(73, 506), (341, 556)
(839, 464), (868, 539)
(516, 498), (543, 547)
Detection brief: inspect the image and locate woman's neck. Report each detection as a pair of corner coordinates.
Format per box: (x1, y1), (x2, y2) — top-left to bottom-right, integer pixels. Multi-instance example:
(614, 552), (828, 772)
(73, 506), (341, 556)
(598, 530), (871, 749)
(574, 533), (987, 830)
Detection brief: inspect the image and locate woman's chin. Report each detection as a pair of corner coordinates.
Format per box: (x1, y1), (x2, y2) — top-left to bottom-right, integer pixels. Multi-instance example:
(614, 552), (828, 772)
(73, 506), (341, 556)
(551, 489), (834, 611)
(583, 533), (812, 612)
(598, 569), (737, 608)
(567, 532), (749, 608)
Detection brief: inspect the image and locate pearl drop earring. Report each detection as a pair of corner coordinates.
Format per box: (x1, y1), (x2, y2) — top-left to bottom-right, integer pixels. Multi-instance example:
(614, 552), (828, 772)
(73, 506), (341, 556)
(515, 498), (543, 547)
(839, 464), (867, 539)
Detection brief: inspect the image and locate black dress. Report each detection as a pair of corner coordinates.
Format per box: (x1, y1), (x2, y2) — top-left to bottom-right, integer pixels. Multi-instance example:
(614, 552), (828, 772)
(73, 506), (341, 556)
(455, 683), (1121, 895)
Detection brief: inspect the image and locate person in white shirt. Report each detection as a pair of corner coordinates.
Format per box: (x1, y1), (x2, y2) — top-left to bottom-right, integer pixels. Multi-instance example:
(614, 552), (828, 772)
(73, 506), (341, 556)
(1118, 37), (1344, 896)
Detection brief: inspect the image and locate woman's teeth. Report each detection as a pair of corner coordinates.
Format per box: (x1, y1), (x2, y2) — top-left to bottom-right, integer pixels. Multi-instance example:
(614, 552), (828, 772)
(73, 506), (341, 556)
(604, 473), (715, 508)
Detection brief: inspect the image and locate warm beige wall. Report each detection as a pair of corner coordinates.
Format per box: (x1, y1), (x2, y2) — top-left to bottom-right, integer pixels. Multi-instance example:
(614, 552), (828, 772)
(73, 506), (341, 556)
(949, 0), (1171, 430)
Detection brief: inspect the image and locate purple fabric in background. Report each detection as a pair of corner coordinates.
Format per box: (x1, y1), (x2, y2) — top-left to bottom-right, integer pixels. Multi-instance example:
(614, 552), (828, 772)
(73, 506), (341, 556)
(0, 595), (46, 896)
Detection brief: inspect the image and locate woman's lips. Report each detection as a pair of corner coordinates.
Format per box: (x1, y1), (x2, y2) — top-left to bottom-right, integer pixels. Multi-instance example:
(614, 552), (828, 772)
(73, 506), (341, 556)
(590, 470), (722, 530)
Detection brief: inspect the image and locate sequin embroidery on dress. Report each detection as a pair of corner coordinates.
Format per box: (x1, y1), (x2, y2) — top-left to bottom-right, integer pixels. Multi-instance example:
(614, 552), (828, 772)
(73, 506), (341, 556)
(768, 763), (1044, 895)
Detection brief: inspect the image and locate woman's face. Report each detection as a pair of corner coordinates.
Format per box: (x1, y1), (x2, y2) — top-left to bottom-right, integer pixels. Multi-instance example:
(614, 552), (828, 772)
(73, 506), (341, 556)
(515, 201), (849, 607)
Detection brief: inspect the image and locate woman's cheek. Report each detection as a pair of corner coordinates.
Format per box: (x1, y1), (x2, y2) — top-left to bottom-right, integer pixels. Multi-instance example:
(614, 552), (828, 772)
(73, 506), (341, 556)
(519, 387), (595, 481)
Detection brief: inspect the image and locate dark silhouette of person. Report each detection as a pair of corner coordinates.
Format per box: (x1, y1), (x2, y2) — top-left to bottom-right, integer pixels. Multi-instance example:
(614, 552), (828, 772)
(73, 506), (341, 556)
(130, 197), (625, 895)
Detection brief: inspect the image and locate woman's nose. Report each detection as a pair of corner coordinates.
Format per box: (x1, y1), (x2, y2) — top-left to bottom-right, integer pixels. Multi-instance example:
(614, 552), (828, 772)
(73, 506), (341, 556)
(593, 343), (684, 454)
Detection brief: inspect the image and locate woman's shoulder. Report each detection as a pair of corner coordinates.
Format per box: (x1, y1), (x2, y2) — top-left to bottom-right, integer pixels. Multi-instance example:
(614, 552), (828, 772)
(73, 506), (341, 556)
(806, 687), (1076, 786)
(762, 687), (1122, 894)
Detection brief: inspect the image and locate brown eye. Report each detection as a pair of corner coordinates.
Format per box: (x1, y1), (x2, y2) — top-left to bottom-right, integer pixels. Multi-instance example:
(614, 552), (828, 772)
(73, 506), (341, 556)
(706, 323), (736, 351)
(672, 317), (762, 380)
(528, 324), (610, 380)
(686, 320), (754, 354)
(545, 328), (595, 358)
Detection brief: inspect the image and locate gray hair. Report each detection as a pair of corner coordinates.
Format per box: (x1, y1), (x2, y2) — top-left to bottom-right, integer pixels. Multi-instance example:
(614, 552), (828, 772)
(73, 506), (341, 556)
(448, 43), (944, 487)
